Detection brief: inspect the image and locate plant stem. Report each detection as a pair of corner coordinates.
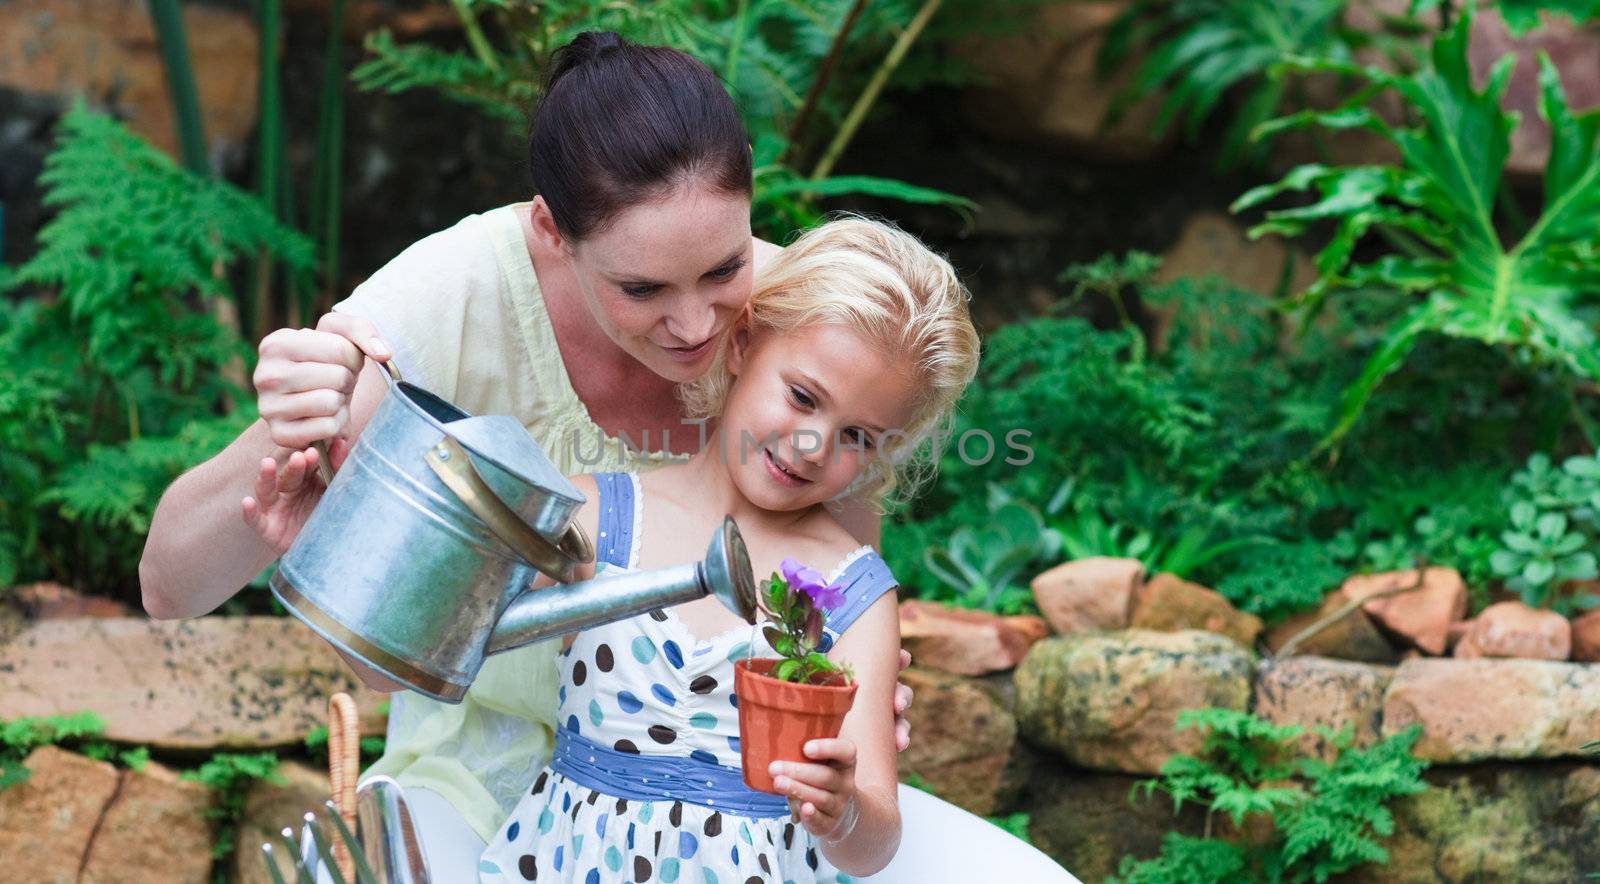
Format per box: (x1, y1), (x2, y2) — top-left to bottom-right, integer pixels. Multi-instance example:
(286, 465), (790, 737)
(450, 0), (501, 75)
(784, 0), (869, 159)
(809, 0), (943, 184)
(148, 0), (208, 175)
(724, 0), (750, 86)
(1272, 565), (1426, 660)
(254, 0), (284, 339)
(311, 0), (348, 313)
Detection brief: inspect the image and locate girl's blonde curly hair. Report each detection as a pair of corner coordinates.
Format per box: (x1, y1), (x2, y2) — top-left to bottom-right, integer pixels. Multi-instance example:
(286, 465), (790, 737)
(679, 216), (980, 510)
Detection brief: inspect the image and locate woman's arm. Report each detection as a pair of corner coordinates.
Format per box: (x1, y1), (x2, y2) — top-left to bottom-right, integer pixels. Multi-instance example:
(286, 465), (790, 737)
(770, 592), (901, 875)
(140, 316), (390, 619)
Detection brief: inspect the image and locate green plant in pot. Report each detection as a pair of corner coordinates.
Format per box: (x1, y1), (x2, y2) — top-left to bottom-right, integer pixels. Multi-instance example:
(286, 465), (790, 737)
(735, 558), (857, 794)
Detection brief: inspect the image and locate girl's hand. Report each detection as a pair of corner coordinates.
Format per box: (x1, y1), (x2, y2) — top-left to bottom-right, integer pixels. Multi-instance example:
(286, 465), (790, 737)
(770, 738), (860, 841)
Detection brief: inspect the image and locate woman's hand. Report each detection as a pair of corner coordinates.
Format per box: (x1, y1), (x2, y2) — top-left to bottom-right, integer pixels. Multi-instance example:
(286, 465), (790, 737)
(241, 442), (348, 554)
(243, 313), (391, 551)
(771, 738), (861, 841)
(255, 312), (390, 451)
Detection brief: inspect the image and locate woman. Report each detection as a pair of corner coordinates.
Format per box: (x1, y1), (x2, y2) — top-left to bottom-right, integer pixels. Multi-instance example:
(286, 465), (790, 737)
(144, 32), (1077, 883)
(140, 31), (911, 863)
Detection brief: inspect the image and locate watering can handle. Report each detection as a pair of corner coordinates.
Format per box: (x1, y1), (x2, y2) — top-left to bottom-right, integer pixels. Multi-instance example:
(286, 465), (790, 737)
(312, 359), (403, 486)
(424, 436), (595, 583)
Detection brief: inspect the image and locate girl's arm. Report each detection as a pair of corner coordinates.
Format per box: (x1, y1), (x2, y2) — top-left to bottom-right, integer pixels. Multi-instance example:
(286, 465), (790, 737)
(769, 592), (901, 875)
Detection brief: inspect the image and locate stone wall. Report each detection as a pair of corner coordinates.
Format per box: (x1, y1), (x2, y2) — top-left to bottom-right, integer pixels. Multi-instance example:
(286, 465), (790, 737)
(897, 627), (1600, 882)
(1, 596), (1598, 880)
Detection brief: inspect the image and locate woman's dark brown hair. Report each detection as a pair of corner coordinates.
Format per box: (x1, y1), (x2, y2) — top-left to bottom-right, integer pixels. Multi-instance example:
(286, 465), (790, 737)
(529, 32), (753, 240)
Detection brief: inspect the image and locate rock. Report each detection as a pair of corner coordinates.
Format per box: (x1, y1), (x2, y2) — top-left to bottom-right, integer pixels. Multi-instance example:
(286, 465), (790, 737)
(1030, 557), (1142, 635)
(1338, 762), (1600, 883)
(898, 600), (1046, 675)
(1342, 568), (1468, 656)
(235, 761), (330, 884)
(1571, 608), (1600, 662)
(1264, 589), (1400, 664)
(1130, 573), (1264, 648)
(1015, 629), (1255, 774)
(1453, 601), (1571, 660)
(1382, 658), (1600, 762)
(1005, 615), (1052, 645)
(1154, 212), (1318, 297)
(0, 746), (121, 882)
(953, 2), (1172, 161)
(1467, 8), (1600, 177)
(81, 762), (216, 884)
(0, 0), (259, 165)
(898, 668), (1029, 816)
(1024, 763), (1206, 883)
(1254, 657), (1394, 762)
(12, 581), (132, 619)
(0, 617), (388, 749)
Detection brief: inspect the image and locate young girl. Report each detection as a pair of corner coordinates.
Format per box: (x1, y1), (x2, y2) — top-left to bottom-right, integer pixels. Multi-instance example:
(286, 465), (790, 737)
(478, 217), (979, 883)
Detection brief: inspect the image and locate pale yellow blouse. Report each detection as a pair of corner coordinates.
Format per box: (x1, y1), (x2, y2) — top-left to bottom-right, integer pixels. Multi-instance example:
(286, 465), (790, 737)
(333, 204), (680, 840)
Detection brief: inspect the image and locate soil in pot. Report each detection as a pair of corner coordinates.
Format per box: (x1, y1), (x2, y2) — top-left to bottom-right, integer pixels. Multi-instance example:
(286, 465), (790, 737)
(734, 657), (858, 793)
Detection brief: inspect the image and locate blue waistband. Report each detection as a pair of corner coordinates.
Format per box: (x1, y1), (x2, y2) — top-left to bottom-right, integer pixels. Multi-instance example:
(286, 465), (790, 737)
(550, 728), (790, 819)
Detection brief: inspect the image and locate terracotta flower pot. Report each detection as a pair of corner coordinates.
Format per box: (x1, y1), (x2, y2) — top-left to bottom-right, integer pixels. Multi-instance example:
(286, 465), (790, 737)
(734, 657), (857, 794)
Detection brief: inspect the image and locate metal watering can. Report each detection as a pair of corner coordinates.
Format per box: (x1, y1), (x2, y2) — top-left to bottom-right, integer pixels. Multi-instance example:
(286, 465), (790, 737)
(271, 364), (757, 703)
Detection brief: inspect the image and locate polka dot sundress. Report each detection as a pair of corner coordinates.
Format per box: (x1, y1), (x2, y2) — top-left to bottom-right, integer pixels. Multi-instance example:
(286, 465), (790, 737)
(479, 472), (899, 884)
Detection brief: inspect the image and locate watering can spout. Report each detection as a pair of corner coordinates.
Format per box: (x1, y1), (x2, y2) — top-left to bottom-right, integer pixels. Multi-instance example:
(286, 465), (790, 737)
(486, 517), (758, 656)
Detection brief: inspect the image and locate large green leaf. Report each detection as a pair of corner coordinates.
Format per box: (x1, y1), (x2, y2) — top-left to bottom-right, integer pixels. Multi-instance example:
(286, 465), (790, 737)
(1498, 0), (1600, 36)
(1099, 0), (1364, 166)
(1234, 8), (1600, 446)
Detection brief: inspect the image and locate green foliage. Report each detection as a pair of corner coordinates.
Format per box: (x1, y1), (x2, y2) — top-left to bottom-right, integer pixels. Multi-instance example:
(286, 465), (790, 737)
(184, 752), (287, 864)
(1215, 538), (1345, 622)
(1, 105), (306, 594)
(1112, 708), (1429, 884)
(1492, 453), (1600, 612)
(1497, 0), (1600, 35)
(890, 249), (1572, 621)
(921, 488), (1046, 614)
(1098, 0), (1420, 167)
(1042, 478), (1267, 583)
(0, 712), (148, 791)
(1111, 833), (1249, 884)
(756, 571), (850, 684)
(1235, 7), (1600, 448)
(350, 0), (976, 239)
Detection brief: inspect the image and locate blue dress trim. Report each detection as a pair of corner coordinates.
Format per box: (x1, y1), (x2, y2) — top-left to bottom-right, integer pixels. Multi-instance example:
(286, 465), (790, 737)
(551, 728), (790, 817)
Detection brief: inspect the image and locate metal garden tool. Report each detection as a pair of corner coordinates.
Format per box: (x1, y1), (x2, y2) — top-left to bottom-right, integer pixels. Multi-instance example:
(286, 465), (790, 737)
(258, 777), (429, 884)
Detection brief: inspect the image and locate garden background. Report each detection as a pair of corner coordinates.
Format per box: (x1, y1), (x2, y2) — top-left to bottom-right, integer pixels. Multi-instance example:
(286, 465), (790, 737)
(4, 0), (1600, 881)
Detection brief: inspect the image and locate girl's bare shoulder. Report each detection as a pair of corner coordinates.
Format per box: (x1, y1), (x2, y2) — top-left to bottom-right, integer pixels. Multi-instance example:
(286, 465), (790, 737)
(783, 508), (870, 572)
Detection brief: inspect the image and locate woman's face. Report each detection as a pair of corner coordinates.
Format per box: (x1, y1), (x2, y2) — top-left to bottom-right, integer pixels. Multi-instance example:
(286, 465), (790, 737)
(561, 183), (754, 383)
(719, 321), (918, 512)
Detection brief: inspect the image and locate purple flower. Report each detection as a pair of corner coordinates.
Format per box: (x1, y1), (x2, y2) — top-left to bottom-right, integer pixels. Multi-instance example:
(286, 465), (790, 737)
(780, 557), (826, 594)
(780, 557), (847, 612)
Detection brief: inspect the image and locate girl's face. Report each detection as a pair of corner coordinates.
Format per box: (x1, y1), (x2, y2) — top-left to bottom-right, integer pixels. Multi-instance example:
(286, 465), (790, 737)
(720, 321), (919, 511)
(554, 183), (755, 384)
